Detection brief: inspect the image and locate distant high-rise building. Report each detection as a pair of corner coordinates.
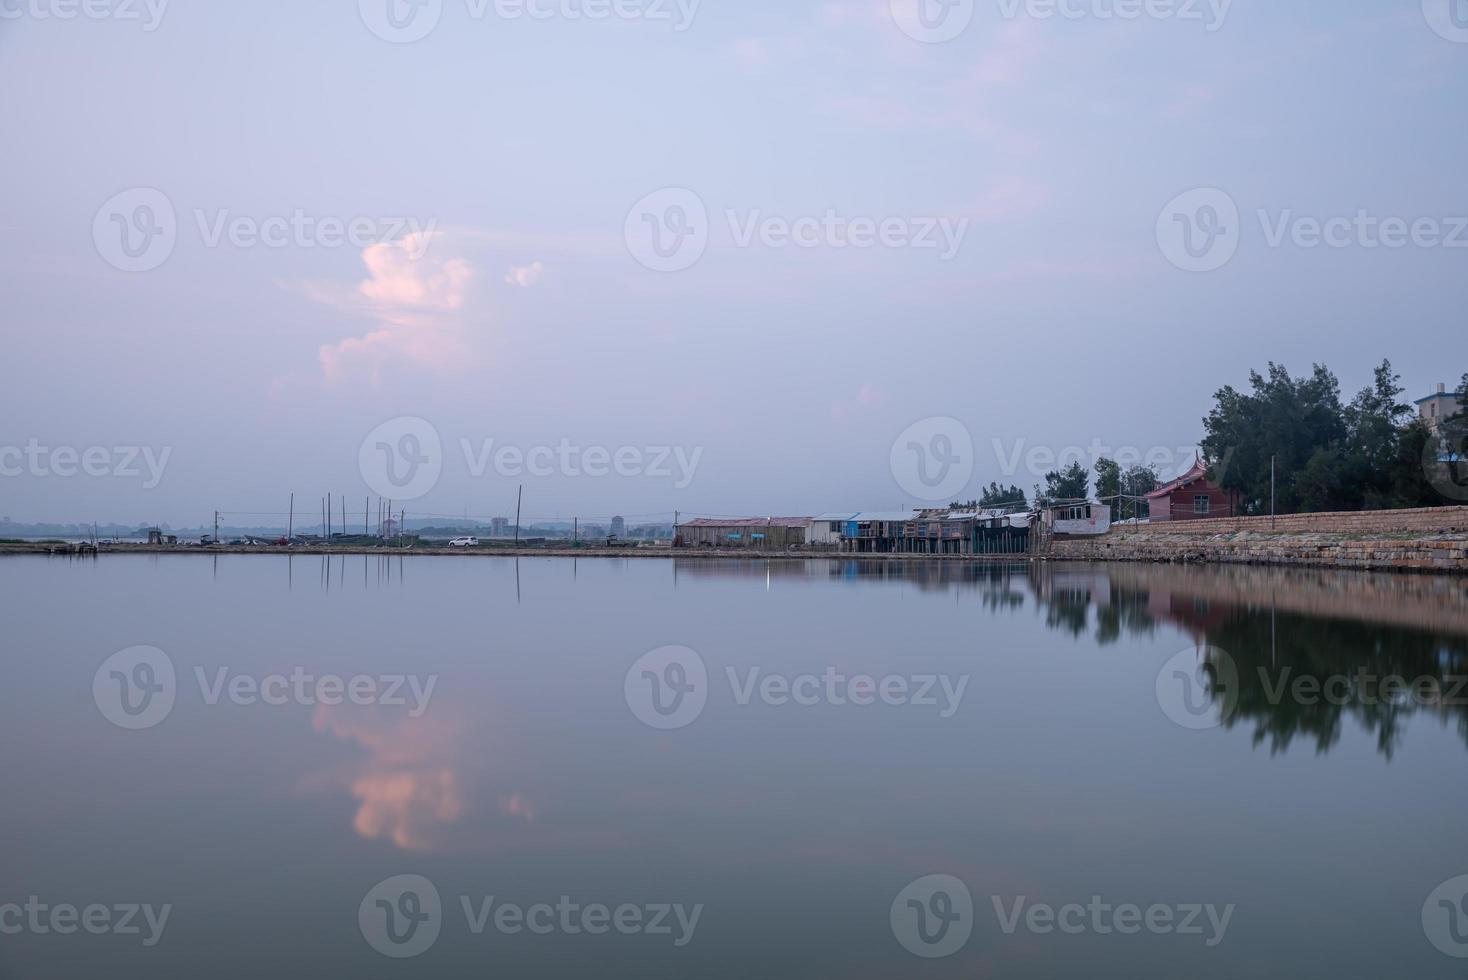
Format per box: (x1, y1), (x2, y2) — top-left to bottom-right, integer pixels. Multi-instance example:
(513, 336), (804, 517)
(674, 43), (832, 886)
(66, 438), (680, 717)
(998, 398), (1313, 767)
(490, 517), (510, 537)
(610, 516), (625, 538)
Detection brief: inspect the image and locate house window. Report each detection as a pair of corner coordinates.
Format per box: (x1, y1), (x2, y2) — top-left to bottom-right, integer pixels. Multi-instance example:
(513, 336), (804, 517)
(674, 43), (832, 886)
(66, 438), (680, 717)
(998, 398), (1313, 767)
(1193, 495), (1210, 515)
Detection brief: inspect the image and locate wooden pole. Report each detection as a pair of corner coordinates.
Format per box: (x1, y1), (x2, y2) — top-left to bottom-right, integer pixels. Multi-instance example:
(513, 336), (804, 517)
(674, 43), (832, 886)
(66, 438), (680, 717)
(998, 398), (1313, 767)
(514, 485), (522, 546)
(288, 493), (294, 541)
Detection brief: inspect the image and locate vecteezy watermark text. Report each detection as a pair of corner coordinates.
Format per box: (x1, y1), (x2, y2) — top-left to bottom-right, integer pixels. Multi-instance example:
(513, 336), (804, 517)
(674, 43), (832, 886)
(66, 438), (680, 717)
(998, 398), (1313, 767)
(358, 0), (700, 43)
(995, 0), (1231, 30)
(990, 437), (1200, 483)
(1158, 187), (1468, 273)
(0, 441), (171, 489)
(990, 895), (1235, 946)
(625, 188), (970, 272)
(890, 874), (1235, 958)
(0, 898), (171, 947)
(625, 646), (968, 730)
(358, 875), (702, 958)
(889, 0), (1230, 43)
(0, 0), (167, 30)
(462, 439), (702, 489)
(93, 646), (436, 730)
(92, 187), (437, 273)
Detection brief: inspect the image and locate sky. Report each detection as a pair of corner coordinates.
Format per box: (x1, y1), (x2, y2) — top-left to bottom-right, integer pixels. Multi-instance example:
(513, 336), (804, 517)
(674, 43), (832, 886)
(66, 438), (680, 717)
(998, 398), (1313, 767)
(1, 0), (1465, 526)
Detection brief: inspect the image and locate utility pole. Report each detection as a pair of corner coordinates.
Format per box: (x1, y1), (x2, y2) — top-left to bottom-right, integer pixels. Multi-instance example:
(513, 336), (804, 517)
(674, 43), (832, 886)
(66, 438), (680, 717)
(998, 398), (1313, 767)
(214, 510), (219, 545)
(573, 516), (578, 545)
(288, 493), (294, 541)
(365, 497), (369, 536)
(1270, 455), (1276, 529)
(513, 485), (523, 546)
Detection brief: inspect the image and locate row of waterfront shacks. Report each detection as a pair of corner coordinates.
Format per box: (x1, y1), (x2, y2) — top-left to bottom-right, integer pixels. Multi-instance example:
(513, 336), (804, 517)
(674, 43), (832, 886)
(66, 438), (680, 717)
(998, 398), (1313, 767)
(674, 503), (1113, 554)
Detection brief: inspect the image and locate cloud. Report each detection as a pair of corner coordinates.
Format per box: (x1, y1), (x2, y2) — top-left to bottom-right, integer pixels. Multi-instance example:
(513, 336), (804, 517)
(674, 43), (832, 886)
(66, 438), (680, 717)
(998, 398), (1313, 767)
(963, 174), (1053, 222)
(832, 382), (888, 421)
(311, 706), (467, 852)
(357, 233), (471, 309)
(503, 260), (545, 288)
(310, 232), (477, 384)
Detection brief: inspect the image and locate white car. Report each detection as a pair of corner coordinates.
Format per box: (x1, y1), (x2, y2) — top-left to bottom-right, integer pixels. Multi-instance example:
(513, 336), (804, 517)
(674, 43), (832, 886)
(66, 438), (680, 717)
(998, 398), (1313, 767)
(448, 537), (479, 548)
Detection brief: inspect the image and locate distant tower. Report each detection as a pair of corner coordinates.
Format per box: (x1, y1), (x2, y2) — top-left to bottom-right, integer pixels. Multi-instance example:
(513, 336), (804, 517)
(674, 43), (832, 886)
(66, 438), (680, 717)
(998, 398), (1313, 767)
(610, 516), (626, 539)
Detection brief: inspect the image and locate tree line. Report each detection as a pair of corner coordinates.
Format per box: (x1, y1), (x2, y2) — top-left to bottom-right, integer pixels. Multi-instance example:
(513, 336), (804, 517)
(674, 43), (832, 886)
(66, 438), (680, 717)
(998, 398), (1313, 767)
(1200, 361), (1466, 514)
(979, 360), (1467, 518)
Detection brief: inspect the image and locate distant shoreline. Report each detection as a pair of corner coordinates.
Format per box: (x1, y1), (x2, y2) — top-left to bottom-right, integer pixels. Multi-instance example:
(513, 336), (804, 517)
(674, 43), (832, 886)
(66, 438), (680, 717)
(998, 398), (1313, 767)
(0, 542), (1028, 562)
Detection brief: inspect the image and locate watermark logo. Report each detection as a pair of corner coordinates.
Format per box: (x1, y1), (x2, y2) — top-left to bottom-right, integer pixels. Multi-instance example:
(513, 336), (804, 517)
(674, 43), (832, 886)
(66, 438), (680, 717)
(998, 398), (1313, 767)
(890, 0), (973, 42)
(625, 646), (707, 729)
(1422, 429), (1468, 502)
(727, 667), (967, 717)
(0, 0), (169, 30)
(1161, 187), (1468, 272)
(93, 646), (176, 730)
(989, 437), (1199, 485)
(627, 189), (968, 270)
(93, 188), (176, 273)
(0, 441), (172, 488)
(95, 647), (436, 731)
(726, 210), (968, 259)
(996, 0), (1232, 30)
(360, 876), (702, 954)
(1424, 0), (1468, 42)
(1424, 875), (1468, 957)
(891, 417), (974, 502)
(1156, 188), (1239, 273)
(992, 895), (1234, 945)
(0, 898), (171, 946)
(460, 438), (702, 489)
(359, 0), (442, 42)
(359, 417), (443, 502)
(1156, 646), (1238, 730)
(625, 188), (708, 273)
(360, 0), (699, 41)
(891, 874), (973, 958)
(360, 875), (443, 958)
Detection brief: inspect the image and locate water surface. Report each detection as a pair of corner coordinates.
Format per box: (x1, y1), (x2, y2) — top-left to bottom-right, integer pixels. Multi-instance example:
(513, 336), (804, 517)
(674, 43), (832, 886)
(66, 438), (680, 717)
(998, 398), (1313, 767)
(2, 555), (1466, 978)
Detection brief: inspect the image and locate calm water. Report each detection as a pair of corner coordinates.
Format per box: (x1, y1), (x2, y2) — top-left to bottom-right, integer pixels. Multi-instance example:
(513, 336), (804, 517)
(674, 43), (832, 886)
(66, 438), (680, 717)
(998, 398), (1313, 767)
(2, 555), (1467, 978)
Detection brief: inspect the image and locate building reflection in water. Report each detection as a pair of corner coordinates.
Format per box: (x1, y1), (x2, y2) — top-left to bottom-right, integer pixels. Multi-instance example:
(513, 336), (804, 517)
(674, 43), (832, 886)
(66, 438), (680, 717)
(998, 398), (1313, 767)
(675, 558), (1468, 758)
(300, 556), (1467, 854)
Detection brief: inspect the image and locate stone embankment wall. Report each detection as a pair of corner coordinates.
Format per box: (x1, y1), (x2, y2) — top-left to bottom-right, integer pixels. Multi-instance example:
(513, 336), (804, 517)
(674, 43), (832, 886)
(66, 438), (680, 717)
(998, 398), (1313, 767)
(1047, 506), (1468, 574)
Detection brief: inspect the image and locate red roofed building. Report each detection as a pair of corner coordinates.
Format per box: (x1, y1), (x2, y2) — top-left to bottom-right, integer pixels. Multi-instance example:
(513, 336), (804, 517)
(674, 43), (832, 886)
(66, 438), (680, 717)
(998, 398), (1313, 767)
(1145, 458), (1237, 522)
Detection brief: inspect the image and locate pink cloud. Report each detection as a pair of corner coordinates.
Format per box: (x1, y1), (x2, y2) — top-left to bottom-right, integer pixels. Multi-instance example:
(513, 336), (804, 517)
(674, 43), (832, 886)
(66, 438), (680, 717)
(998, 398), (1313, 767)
(312, 233), (477, 384)
(503, 260), (545, 288)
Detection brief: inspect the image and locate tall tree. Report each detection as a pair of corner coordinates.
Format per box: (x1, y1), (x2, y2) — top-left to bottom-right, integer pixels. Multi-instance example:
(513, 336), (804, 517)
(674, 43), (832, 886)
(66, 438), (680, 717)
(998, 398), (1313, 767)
(977, 481), (1028, 511)
(1040, 461), (1090, 506)
(1120, 464), (1159, 521)
(1201, 362), (1346, 515)
(1094, 458), (1122, 504)
(1344, 359), (1411, 509)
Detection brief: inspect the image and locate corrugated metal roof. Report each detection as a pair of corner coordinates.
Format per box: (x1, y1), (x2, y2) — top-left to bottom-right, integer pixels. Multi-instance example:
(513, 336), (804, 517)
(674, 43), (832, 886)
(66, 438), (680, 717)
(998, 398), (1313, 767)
(851, 511), (919, 522)
(812, 512), (860, 521)
(679, 517), (813, 528)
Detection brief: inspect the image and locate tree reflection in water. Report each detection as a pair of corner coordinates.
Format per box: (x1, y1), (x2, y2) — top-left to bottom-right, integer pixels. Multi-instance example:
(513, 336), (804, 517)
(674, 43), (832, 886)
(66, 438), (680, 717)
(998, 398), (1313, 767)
(675, 558), (1468, 759)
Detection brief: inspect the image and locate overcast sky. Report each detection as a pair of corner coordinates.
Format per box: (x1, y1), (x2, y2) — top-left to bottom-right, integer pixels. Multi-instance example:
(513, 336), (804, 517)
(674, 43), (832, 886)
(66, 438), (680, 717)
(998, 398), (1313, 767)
(2, 0), (1464, 526)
